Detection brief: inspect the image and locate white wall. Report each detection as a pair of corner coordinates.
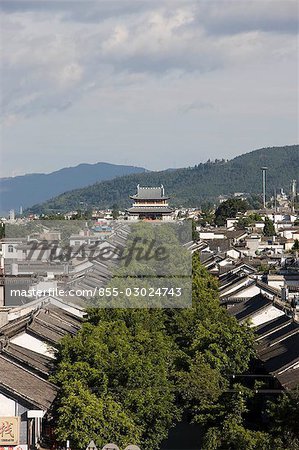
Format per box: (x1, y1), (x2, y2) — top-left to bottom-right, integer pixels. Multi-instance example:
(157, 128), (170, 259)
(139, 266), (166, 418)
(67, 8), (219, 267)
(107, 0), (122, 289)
(232, 284), (260, 299)
(8, 296), (85, 321)
(226, 249), (241, 259)
(220, 279), (251, 297)
(199, 232), (225, 239)
(0, 393), (16, 415)
(268, 279), (284, 290)
(10, 332), (55, 359)
(249, 305), (285, 326)
(2, 243), (19, 260)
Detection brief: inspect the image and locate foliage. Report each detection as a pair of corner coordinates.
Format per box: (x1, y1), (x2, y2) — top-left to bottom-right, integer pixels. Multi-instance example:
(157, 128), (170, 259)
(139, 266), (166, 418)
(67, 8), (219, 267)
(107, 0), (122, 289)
(246, 194), (263, 210)
(202, 422), (272, 450)
(263, 217), (276, 237)
(267, 387), (299, 448)
(54, 381), (139, 449)
(27, 145), (299, 213)
(40, 213), (65, 220)
(52, 314), (179, 450)
(236, 213), (263, 230)
(2, 222), (41, 237)
(191, 219), (199, 241)
(236, 217), (252, 230)
(292, 239), (299, 251)
(215, 198), (248, 226)
(0, 223), (5, 239)
(201, 385), (271, 450)
(257, 263), (269, 274)
(52, 231), (257, 449)
(112, 205), (119, 219)
(199, 204), (215, 226)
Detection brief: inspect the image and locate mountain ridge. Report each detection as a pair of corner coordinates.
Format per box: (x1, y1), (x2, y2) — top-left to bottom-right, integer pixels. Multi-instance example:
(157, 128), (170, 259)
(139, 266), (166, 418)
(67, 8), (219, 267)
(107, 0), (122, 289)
(0, 162), (147, 214)
(25, 144), (299, 213)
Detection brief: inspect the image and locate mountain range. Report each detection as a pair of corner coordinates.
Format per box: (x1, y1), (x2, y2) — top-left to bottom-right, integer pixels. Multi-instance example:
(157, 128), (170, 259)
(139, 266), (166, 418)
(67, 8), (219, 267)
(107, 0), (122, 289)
(26, 145), (299, 214)
(0, 162), (147, 214)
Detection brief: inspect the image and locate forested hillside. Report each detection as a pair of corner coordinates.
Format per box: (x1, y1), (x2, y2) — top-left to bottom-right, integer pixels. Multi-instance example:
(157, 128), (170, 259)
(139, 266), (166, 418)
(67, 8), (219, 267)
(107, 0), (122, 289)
(28, 145), (298, 213)
(0, 162), (147, 214)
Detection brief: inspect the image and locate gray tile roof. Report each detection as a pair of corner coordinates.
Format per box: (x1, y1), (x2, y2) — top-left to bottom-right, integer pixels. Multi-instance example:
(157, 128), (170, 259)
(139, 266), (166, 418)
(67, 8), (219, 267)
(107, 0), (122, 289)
(0, 304), (82, 344)
(258, 330), (299, 374)
(127, 206), (174, 214)
(0, 302), (84, 411)
(227, 294), (272, 321)
(130, 186), (169, 200)
(257, 322), (299, 351)
(276, 366), (299, 389)
(255, 315), (291, 338)
(0, 355), (58, 410)
(256, 280), (281, 297)
(2, 342), (53, 378)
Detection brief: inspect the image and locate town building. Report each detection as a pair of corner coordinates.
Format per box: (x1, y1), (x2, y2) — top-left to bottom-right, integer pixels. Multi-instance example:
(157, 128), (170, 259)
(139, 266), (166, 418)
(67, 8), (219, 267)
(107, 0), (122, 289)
(126, 185), (174, 221)
(0, 296), (84, 450)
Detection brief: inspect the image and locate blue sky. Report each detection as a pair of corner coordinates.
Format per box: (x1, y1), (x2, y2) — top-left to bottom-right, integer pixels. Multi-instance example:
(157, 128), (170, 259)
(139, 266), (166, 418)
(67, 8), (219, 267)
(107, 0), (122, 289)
(0, 0), (298, 177)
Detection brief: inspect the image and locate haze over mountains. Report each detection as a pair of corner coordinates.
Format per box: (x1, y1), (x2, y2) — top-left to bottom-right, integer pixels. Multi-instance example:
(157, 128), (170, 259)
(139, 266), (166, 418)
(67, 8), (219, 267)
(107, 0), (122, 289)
(0, 163), (147, 214)
(27, 145), (299, 214)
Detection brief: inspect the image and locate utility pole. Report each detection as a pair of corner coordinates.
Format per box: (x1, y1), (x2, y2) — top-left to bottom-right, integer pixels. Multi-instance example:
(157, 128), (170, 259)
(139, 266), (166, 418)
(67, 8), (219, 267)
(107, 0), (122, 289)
(261, 167), (268, 209)
(291, 179), (297, 212)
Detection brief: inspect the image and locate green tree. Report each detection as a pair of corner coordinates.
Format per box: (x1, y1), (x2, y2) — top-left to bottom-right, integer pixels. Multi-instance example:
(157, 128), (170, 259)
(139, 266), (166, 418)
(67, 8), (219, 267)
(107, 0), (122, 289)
(0, 223), (4, 239)
(201, 386), (272, 450)
(267, 387), (299, 449)
(54, 380), (139, 449)
(191, 219), (199, 241)
(263, 217), (276, 236)
(236, 217), (251, 230)
(292, 239), (299, 252)
(52, 314), (180, 450)
(166, 254), (256, 430)
(112, 204), (119, 219)
(215, 199), (248, 226)
(52, 247), (257, 450)
(199, 203), (215, 226)
(237, 213), (263, 230)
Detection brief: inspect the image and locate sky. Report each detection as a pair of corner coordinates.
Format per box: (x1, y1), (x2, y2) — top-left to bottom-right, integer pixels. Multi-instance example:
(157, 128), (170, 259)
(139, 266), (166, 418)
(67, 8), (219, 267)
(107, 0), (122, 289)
(0, 0), (298, 177)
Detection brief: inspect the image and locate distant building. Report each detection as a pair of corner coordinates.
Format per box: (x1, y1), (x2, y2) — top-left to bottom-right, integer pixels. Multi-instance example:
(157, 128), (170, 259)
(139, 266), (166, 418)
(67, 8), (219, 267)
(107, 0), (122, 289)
(126, 185), (174, 221)
(9, 209), (15, 222)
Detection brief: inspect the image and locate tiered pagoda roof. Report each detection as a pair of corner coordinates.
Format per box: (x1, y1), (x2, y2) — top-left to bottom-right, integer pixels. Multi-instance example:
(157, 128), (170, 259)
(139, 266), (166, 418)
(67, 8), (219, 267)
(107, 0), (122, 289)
(130, 185), (170, 201)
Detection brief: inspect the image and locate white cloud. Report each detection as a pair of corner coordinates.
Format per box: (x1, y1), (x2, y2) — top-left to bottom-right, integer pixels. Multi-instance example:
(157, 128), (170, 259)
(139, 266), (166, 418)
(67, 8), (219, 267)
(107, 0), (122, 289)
(0, 0), (297, 176)
(2, 114), (21, 127)
(56, 62), (84, 86)
(1, 1), (297, 121)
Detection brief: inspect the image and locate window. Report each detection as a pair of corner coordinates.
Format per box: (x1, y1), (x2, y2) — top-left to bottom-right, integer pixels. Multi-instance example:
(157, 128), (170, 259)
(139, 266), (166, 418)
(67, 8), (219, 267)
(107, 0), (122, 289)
(8, 244), (14, 253)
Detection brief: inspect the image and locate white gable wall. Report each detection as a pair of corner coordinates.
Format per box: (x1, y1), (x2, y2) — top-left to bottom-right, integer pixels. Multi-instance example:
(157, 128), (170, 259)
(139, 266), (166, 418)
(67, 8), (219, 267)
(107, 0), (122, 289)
(226, 249), (241, 259)
(248, 305), (285, 327)
(220, 279), (251, 297)
(0, 393), (15, 415)
(232, 284), (260, 299)
(8, 296), (85, 321)
(10, 332), (55, 359)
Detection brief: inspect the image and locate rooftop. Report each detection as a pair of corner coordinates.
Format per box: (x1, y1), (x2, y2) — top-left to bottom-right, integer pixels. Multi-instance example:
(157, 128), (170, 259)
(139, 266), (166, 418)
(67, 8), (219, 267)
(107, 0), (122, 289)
(0, 355), (58, 410)
(1, 341), (53, 378)
(130, 185), (169, 200)
(227, 293), (272, 321)
(126, 206), (174, 214)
